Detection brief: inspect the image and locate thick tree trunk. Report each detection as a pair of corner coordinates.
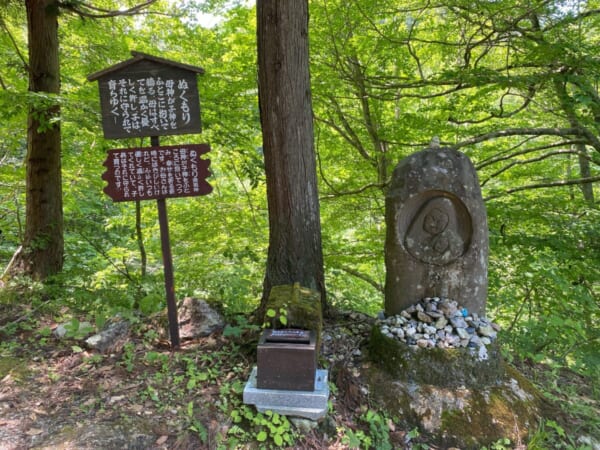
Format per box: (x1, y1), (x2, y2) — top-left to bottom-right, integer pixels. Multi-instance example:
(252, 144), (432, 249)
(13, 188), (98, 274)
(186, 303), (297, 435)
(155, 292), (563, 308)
(9, 1), (64, 279)
(257, 0), (326, 311)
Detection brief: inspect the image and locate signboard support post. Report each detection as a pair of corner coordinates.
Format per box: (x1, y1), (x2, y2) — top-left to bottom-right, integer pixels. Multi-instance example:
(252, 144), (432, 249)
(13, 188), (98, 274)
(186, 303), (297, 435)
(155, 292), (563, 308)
(152, 135), (181, 349)
(89, 52), (210, 351)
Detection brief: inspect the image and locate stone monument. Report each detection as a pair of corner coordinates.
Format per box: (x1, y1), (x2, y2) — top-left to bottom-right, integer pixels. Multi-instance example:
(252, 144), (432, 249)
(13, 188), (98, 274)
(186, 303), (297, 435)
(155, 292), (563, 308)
(368, 145), (545, 448)
(384, 145), (488, 316)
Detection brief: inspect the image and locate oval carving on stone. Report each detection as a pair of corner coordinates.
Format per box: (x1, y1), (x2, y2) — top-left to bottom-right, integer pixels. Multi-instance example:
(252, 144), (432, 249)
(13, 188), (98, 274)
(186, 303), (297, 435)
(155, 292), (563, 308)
(404, 194), (472, 266)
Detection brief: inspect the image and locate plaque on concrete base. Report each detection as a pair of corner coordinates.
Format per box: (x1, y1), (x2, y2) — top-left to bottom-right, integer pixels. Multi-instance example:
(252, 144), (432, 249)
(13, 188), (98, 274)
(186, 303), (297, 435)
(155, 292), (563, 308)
(243, 367), (329, 420)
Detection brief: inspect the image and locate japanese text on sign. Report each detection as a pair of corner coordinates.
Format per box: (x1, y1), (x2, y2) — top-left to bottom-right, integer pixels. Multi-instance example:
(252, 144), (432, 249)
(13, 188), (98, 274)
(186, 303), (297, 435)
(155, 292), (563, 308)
(107, 76), (192, 135)
(102, 144), (212, 202)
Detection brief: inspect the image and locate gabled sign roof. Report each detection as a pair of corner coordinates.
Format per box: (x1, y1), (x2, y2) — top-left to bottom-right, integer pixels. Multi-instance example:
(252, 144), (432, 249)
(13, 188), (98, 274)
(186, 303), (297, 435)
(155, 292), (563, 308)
(87, 50), (205, 82)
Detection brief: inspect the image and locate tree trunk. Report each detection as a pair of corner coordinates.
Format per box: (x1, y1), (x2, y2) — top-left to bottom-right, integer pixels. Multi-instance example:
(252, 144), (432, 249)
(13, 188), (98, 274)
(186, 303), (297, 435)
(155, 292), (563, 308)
(257, 0), (326, 311)
(9, 1), (64, 279)
(577, 145), (595, 205)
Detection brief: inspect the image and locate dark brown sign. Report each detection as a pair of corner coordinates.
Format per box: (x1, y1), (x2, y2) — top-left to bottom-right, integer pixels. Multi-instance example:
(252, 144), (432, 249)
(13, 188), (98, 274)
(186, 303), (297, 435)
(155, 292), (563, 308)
(88, 53), (204, 139)
(102, 144), (212, 202)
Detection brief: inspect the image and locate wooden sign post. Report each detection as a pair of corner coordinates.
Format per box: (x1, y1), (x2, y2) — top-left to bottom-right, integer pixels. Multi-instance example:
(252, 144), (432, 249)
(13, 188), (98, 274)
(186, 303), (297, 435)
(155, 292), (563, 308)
(89, 52), (209, 348)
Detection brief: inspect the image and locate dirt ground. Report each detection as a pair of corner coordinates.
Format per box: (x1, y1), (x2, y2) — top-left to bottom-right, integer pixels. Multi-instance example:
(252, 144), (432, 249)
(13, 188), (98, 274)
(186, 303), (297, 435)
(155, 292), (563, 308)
(0, 305), (405, 449)
(0, 303), (597, 449)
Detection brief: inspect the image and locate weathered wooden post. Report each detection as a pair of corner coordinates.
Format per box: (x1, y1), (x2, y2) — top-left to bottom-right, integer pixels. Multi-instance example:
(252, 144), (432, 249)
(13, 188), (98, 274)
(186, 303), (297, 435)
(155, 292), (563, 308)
(88, 51), (210, 348)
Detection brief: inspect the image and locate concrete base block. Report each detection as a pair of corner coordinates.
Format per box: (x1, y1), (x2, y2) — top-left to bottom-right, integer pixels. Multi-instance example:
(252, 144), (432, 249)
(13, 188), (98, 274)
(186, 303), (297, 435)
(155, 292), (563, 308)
(243, 367), (329, 420)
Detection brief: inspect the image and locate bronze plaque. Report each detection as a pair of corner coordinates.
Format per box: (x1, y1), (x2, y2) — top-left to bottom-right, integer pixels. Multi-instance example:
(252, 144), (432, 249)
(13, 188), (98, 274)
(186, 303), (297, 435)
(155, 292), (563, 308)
(257, 329), (316, 391)
(264, 329), (311, 344)
(102, 144), (212, 202)
(96, 60), (202, 139)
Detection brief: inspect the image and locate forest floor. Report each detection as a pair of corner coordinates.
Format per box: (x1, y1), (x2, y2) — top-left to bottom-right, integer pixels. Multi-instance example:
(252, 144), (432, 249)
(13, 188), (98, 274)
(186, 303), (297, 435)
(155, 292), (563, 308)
(0, 301), (598, 449)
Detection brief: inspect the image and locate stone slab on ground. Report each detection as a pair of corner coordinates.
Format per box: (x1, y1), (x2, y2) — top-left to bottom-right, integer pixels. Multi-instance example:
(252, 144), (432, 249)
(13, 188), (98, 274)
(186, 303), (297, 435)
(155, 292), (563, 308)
(243, 366), (329, 420)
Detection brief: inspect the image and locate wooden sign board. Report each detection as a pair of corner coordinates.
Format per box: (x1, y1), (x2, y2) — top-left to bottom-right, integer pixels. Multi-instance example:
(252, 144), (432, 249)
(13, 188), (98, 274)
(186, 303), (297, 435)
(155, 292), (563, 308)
(88, 52), (204, 139)
(102, 144), (212, 202)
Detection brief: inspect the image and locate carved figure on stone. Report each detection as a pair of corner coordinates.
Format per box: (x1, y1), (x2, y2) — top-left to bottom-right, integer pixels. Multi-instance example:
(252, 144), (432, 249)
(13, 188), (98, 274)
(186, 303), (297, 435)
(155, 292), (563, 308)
(385, 146), (488, 316)
(405, 196), (469, 265)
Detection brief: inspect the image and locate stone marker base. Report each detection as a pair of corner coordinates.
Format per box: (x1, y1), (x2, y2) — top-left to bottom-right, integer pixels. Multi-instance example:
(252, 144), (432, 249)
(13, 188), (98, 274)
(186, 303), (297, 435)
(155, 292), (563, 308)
(365, 363), (547, 449)
(367, 326), (551, 448)
(369, 325), (504, 388)
(243, 367), (329, 420)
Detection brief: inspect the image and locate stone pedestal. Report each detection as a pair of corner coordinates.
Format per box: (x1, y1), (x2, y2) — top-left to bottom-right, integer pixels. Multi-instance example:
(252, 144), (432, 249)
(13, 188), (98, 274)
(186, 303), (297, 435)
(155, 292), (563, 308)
(243, 367), (329, 420)
(365, 361), (545, 449)
(369, 326), (504, 388)
(366, 326), (548, 448)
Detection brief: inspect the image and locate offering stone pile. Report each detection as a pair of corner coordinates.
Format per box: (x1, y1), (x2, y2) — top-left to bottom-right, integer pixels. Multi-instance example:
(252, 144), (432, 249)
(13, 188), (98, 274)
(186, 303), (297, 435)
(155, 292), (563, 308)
(377, 297), (500, 356)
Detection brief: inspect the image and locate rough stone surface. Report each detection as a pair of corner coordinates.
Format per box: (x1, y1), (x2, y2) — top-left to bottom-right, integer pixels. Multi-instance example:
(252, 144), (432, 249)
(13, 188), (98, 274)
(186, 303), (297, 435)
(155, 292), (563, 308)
(366, 363), (545, 449)
(177, 297), (225, 339)
(85, 319), (130, 353)
(53, 321), (94, 339)
(369, 326), (504, 388)
(385, 147), (488, 316)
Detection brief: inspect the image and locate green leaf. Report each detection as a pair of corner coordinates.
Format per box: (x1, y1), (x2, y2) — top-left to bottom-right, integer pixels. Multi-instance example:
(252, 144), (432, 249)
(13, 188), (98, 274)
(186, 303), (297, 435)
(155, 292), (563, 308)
(256, 431), (268, 442)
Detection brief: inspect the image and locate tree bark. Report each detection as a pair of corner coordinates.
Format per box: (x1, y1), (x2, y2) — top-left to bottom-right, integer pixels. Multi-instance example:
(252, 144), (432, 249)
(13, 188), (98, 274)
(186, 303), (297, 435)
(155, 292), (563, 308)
(257, 0), (326, 311)
(9, 1), (64, 279)
(577, 145), (595, 205)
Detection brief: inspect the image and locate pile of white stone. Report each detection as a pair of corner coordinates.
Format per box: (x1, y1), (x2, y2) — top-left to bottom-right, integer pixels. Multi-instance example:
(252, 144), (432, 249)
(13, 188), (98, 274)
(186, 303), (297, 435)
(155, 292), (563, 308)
(377, 297), (500, 354)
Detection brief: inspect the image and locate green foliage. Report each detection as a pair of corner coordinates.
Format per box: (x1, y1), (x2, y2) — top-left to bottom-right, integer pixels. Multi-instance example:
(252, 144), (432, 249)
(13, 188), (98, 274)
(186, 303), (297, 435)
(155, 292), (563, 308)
(527, 418), (596, 450)
(481, 437), (512, 450)
(0, 2), (598, 446)
(187, 401), (208, 444)
(264, 306), (288, 327)
(338, 409), (395, 450)
(229, 406), (297, 449)
(360, 409), (394, 450)
(488, 196), (600, 377)
(222, 314), (259, 338)
(341, 427), (371, 449)
(62, 318), (94, 339)
(120, 342), (136, 373)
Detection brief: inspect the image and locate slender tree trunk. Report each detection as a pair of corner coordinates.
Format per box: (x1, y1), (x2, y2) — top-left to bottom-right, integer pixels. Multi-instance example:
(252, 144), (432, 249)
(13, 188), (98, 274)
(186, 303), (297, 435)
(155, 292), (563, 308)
(576, 145), (594, 205)
(9, 1), (64, 279)
(257, 0), (326, 310)
(554, 79), (596, 206)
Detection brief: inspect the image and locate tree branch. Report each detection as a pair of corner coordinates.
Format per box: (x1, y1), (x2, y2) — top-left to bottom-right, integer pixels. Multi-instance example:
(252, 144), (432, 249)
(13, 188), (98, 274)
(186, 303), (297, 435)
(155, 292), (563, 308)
(453, 127), (586, 149)
(480, 149), (591, 186)
(485, 175), (600, 201)
(338, 264), (383, 293)
(321, 181), (389, 200)
(59, 0), (159, 19)
(0, 17), (29, 74)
